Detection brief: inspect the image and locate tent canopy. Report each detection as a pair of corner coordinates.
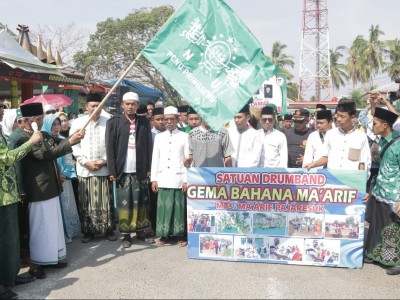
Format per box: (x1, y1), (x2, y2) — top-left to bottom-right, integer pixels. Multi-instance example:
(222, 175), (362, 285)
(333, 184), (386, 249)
(104, 78), (164, 105)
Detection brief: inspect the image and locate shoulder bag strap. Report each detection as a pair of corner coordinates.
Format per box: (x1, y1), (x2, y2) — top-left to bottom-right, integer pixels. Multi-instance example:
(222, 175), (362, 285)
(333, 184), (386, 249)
(379, 135), (400, 159)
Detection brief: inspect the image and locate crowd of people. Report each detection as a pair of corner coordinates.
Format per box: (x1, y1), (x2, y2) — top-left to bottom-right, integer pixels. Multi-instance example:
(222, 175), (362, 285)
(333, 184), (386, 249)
(0, 89), (400, 299)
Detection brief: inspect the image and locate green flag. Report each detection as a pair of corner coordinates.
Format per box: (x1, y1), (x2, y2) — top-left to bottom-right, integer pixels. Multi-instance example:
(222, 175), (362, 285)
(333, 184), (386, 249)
(141, 0), (278, 130)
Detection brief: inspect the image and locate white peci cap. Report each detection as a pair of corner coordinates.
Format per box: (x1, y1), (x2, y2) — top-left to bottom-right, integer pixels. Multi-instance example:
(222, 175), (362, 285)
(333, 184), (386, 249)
(122, 92), (139, 102)
(43, 104), (56, 113)
(164, 106), (178, 115)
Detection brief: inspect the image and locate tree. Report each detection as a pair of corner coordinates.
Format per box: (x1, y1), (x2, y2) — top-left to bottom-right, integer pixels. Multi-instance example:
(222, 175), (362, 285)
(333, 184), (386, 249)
(31, 24), (90, 66)
(267, 42), (295, 80)
(346, 35), (370, 89)
(346, 25), (385, 87)
(348, 89), (366, 109)
(385, 38), (400, 80)
(365, 25), (386, 74)
(330, 46), (348, 90)
(73, 6), (180, 104)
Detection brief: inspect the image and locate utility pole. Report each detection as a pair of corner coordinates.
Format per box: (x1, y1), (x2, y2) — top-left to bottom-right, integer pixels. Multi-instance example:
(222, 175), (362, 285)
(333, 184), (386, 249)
(298, 0), (332, 101)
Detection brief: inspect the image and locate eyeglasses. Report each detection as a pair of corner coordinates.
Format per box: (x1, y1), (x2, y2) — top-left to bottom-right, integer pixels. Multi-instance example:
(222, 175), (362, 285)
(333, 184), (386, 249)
(17, 117), (30, 124)
(45, 110), (56, 115)
(293, 119), (306, 123)
(260, 118), (274, 123)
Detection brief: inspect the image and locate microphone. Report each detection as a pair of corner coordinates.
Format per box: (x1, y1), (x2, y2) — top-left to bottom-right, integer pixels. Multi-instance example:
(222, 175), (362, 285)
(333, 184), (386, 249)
(31, 122), (42, 145)
(31, 122), (39, 132)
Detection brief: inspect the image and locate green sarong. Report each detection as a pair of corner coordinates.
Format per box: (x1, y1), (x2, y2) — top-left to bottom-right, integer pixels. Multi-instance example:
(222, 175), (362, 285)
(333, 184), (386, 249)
(156, 188), (185, 238)
(117, 173), (150, 233)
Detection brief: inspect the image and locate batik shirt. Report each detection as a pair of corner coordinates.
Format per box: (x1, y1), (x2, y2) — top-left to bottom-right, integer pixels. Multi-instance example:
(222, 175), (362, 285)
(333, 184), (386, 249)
(0, 128), (32, 206)
(189, 126), (234, 167)
(372, 131), (400, 203)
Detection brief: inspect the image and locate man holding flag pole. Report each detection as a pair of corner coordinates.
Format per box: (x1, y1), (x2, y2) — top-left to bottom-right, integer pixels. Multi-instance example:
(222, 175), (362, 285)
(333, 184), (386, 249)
(79, 0), (278, 247)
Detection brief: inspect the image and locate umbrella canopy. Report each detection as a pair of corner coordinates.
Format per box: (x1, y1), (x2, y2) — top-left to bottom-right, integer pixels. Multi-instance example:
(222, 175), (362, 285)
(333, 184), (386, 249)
(21, 94), (73, 109)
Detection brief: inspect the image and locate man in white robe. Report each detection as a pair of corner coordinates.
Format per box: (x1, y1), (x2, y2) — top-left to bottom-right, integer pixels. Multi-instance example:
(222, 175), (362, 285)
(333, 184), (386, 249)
(303, 109), (333, 168)
(151, 106), (189, 246)
(304, 99), (371, 172)
(258, 106), (288, 168)
(228, 104), (261, 167)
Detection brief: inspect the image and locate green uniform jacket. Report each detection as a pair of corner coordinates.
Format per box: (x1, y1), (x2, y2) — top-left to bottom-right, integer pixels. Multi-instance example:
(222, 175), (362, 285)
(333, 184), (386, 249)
(15, 130), (73, 202)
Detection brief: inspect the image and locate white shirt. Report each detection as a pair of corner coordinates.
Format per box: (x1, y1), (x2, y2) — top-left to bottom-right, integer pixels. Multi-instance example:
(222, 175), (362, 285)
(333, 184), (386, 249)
(322, 127), (371, 171)
(302, 130), (329, 168)
(70, 115), (109, 177)
(258, 128), (288, 168)
(151, 128), (189, 188)
(123, 119), (137, 173)
(228, 125), (261, 167)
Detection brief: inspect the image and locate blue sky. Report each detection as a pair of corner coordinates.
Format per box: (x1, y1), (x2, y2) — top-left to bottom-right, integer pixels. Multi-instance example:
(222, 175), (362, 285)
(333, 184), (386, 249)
(1, 0), (398, 96)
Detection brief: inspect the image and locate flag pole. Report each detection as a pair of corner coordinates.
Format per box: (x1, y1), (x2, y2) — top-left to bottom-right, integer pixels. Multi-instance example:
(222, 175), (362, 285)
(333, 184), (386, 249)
(80, 52), (142, 130)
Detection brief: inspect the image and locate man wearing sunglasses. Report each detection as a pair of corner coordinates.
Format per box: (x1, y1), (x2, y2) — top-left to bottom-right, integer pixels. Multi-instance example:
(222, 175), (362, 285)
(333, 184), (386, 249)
(258, 105), (287, 168)
(43, 104), (57, 115)
(285, 108), (314, 168)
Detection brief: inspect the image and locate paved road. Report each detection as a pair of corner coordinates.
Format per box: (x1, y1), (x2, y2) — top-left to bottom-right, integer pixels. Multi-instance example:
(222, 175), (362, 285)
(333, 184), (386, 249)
(13, 233), (400, 299)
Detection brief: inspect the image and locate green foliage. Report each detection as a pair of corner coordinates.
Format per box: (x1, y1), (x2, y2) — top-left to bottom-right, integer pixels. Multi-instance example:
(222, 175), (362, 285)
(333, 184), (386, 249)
(385, 38), (400, 80)
(267, 42), (295, 80)
(330, 46), (348, 90)
(287, 82), (299, 101)
(73, 6), (180, 103)
(348, 89), (366, 109)
(346, 25), (386, 88)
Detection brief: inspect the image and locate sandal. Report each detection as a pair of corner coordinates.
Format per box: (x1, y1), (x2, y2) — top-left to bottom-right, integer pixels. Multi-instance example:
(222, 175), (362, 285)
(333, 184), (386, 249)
(155, 237), (168, 246)
(136, 231), (155, 244)
(121, 234), (132, 248)
(177, 240), (188, 247)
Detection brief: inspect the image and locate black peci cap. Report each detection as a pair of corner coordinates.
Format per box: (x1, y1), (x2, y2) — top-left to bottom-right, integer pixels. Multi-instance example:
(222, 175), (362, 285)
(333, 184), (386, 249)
(152, 107), (164, 116)
(20, 103), (43, 117)
(86, 93), (102, 102)
(374, 107), (399, 125)
(316, 109), (332, 121)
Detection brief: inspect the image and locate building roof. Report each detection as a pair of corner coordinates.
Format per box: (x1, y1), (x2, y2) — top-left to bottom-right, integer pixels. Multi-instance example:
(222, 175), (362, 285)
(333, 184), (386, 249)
(0, 29), (64, 76)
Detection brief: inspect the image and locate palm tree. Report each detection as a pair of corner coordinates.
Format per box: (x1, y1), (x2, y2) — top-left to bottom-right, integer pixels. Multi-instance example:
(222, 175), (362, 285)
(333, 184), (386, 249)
(346, 25), (385, 87)
(267, 42), (295, 80)
(364, 25), (386, 74)
(347, 36), (370, 88)
(330, 46), (348, 90)
(385, 38), (400, 80)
